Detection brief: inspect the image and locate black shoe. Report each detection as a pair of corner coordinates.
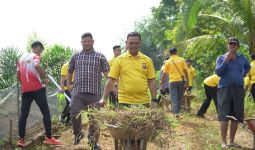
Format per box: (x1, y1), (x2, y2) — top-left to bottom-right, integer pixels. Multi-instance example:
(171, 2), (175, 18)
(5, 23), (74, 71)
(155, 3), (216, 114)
(89, 143), (101, 150)
(196, 113), (205, 118)
(73, 131), (84, 145)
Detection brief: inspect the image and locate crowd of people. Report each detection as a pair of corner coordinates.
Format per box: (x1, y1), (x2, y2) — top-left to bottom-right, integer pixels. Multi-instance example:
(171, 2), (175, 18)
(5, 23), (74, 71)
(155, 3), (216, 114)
(16, 32), (255, 149)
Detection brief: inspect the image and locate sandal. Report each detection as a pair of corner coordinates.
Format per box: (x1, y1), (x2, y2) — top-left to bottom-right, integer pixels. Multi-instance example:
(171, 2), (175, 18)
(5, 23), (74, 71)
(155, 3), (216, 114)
(221, 143), (228, 149)
(228, 142), (241, 148)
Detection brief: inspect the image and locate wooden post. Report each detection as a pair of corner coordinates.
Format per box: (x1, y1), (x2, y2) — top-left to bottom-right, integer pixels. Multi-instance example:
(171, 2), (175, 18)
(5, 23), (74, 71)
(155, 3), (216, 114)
(253, 133), (255, 149)
(9, 119), (13, 145)
(17, 81), (20, 119)
(114, 139), (118, 150)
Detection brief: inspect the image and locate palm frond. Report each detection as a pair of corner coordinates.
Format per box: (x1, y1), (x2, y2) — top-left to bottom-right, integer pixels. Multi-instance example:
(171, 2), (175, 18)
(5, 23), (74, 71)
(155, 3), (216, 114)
(169, 34), (224, 55)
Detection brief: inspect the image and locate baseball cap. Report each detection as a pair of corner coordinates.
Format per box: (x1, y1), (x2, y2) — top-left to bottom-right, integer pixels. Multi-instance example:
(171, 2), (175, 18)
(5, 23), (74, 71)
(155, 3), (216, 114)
(228, 37), (239, 45)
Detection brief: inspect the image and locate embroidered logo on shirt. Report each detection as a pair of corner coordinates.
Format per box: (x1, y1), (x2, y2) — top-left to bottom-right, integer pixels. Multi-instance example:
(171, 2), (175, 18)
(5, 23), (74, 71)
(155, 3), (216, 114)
(142, 63), (147, 69)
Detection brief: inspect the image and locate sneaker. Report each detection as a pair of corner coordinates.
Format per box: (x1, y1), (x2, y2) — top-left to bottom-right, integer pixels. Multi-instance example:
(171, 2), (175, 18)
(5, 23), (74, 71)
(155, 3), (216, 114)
(89, 143), (101, 150)
(73, 131), (84, 145)
(228, 142), (242, 148)
(43, 137), (62, 145)
(17, 138), (26, 148)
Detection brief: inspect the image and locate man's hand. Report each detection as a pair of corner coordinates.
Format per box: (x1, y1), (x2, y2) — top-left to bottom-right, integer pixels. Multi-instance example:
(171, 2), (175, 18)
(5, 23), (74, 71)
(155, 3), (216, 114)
(60, 86), (65, 93)
(151, 98), (158, 107)
(184, 82), (189, 89)
(99, 98), (106, 107)
(67, 84), (73, 92)
(225, 49), (236, 63)
(42, 78), (48, 86)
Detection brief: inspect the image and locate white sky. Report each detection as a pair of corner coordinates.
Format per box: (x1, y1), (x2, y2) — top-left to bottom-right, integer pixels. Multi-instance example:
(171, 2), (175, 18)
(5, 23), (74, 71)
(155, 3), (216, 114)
(0, 0), (160, 59)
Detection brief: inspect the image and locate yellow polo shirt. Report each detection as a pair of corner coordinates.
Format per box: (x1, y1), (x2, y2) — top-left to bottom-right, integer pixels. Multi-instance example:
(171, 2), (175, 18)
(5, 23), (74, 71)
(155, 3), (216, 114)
(108, 51), (156, 104)
(247, 61), (255, 85)
(203, 74), (220, 87)
(108, 57), (115, 67)
(187, 66), (196, 86)
(61, 63), (74, 90)
(163, 55), (187, 82)
(244, 76), (251, 90)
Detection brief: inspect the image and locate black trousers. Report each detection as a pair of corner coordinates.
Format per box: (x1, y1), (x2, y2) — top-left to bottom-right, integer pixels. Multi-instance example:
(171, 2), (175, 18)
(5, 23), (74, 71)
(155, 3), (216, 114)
(60, 90), (71, 123)
(251, 83), (255, 102)
(19, 88), (52, 138)
(197, 84), (218, 115)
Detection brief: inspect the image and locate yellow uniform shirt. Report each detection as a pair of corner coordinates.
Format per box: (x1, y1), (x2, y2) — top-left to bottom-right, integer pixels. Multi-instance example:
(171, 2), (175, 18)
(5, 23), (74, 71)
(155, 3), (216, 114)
(247, 61), (255, 85)
(244, 76), (251, 90)
(203, 74), (220, 87)
(61, 63), (74, 90)
(108, 51), (156, 104)
(163, 55), (187, 82)
(187, 66), (196, 86)
(108, 57), (115, 67)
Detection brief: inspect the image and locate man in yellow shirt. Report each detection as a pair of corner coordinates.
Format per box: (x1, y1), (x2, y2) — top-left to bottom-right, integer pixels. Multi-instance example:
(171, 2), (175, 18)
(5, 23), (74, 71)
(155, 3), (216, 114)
(182, 59), (196, 111)
(59, 62), (73, 124)
(108, 45), (121, 107)
(196, 74), (220, 118)
(247, 54), (255, 101)
(108, 45), (121, 67)
(186, 59), (196, 91)
(161, 48), (189, 115)
(100, 32), (157, 106)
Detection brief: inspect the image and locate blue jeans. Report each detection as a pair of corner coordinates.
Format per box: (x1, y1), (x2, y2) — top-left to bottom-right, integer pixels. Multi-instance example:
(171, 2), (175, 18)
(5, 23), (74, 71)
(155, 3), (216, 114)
(169, 81), (185, 114)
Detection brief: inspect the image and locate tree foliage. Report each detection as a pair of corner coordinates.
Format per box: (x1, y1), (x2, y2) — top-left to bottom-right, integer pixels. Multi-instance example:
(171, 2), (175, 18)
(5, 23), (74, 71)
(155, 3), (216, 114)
(0, 47), (19, 89)
(41, 44), (74, 83)
(134, 0), (254, 99)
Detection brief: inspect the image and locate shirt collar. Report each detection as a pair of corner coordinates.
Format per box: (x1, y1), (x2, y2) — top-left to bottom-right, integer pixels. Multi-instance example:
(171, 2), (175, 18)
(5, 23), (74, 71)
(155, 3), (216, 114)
(170, 55), (178, 58)
(125, 51), (143, 58)
(223, 52), (241, 57)
(81, 48), (95, 54)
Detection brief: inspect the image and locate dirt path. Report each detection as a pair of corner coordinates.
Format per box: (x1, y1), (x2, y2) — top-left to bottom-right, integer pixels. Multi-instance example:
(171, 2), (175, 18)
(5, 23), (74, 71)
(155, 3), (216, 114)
(45, 111), (254, 150)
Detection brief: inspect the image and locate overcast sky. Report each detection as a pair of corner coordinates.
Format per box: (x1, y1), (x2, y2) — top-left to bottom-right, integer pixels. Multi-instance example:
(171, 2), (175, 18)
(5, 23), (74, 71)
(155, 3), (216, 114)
(0, 0), (160, 59)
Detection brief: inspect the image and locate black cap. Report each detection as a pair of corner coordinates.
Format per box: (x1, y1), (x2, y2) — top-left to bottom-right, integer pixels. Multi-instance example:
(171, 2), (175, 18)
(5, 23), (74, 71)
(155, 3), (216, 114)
(228, 37), (239, 45)
(169, 48), (177, 54)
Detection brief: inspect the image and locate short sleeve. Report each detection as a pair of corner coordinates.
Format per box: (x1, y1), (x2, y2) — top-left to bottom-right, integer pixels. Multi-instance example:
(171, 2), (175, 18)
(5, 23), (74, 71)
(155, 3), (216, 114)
(68, 55), (75, 73)
(61, 64), (68, 76)
(147, 59), (156, 79)
(100, 54), (110, 73)
(108, 58), (120, 80)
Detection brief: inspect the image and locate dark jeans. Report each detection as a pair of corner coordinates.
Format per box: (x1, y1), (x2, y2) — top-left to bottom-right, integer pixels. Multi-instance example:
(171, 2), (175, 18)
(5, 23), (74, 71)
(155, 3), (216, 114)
(197, 84), (218, 115)
(70, 92), (101, 144)
(19, 88), (52, 138)
(109, 91), (118, 107)
(60, 90), (71, 123)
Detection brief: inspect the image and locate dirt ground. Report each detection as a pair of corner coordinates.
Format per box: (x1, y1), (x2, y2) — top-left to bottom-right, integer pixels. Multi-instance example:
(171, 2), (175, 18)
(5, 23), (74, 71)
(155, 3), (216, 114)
(43, 111), (254, 150)
(3, 103), (255, 150)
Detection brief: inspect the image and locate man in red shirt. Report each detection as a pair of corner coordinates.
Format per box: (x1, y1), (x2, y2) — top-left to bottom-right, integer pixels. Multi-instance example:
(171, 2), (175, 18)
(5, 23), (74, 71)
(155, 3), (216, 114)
(17, 41), (62, 147)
